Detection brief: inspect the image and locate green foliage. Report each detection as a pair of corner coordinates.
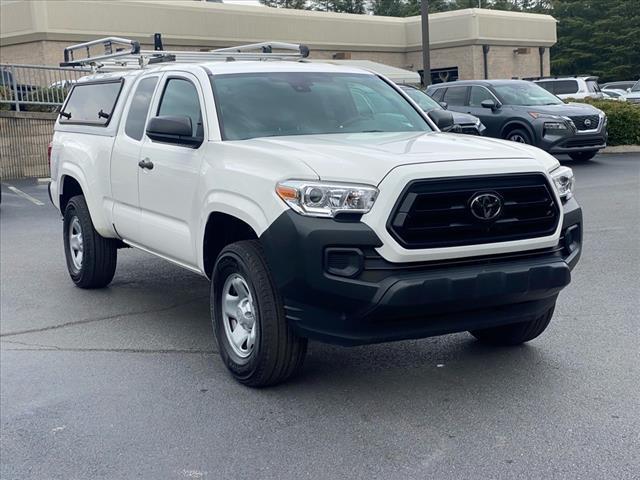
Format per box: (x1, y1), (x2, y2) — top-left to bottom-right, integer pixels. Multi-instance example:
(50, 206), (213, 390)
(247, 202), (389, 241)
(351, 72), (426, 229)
(551, 0), (640, 83)
(0, 86), (12, 111)
(260, 0), (308, 8)
(569, 99), (640, 146)
(308, 0), (366, 13)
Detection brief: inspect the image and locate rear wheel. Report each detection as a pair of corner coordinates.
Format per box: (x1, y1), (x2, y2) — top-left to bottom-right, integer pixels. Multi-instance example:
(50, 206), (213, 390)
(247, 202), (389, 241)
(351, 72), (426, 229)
(63, 195), (117, 288)
(569, 150), (598, 161)
(505, 128), (532, 145)
(469, 305), (555, 346)
(211, 240), (307, 387)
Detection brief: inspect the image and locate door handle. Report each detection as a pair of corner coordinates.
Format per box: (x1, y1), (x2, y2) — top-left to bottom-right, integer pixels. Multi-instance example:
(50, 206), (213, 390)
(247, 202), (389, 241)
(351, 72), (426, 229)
(138, 158), (154, 170)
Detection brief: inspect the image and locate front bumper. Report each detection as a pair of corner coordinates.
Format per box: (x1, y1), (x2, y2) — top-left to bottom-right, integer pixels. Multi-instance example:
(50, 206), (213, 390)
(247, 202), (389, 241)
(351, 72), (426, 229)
(534, 118), (607, 154)
(260, 199), (582, 346)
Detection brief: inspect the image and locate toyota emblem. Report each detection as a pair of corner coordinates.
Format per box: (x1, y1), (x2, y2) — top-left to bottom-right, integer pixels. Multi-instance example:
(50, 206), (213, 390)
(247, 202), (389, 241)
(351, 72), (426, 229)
(470, 193), (503, 221)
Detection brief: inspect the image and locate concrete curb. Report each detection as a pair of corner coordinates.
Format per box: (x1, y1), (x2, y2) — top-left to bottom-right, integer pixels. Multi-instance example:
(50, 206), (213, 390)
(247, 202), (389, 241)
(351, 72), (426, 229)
(601, 145), (640, 154)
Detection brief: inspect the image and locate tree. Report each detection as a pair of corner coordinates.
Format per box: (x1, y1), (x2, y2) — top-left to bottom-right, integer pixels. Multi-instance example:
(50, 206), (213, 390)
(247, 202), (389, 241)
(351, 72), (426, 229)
(260, 0), (308, 8)
(308, 0), (366, 13)
(551, 0), (640, 82)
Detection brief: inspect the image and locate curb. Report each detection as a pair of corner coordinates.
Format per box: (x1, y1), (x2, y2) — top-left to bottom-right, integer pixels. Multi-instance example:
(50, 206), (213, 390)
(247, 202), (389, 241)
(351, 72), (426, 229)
(601, 145), (640, 154)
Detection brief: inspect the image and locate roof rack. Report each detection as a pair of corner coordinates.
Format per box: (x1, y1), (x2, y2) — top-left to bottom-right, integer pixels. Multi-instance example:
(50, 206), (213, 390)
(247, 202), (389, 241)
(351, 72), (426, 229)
(523, 75), (598, 81)
(60, 34), (310, 71)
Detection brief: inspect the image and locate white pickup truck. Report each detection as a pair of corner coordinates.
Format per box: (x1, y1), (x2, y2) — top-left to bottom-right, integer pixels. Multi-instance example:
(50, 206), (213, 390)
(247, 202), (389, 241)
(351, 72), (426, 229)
(49, 39), (582, 386)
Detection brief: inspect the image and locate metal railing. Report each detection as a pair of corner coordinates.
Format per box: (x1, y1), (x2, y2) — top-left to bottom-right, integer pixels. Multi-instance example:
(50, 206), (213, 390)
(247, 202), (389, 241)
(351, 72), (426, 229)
(0, 63), (91, 112)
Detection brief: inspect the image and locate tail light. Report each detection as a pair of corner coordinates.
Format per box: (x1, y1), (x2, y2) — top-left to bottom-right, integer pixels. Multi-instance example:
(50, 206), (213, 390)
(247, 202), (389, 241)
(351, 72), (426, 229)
(47, 142), (53, 167)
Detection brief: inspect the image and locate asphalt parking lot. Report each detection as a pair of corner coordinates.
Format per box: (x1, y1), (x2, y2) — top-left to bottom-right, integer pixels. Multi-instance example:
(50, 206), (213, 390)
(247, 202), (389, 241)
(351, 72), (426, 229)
(1, 153), (639, 480)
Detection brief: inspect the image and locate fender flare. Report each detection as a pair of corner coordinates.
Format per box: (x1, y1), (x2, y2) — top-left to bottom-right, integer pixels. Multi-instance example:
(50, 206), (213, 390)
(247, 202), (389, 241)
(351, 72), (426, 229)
(500, 120), (536, 143)
(58, 163), (112, 236)
(197, 191), (280, 272)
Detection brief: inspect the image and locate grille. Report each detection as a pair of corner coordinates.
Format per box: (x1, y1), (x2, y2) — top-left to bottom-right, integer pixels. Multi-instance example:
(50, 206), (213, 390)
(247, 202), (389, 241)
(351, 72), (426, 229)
(387, 174), (560, 249)
(570, 114), (600, 131)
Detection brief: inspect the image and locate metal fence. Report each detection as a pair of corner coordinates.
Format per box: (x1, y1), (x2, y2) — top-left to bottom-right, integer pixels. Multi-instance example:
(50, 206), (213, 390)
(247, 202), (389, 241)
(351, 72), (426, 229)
(0, 111), (56, 180)
(0, 63), (91, 112)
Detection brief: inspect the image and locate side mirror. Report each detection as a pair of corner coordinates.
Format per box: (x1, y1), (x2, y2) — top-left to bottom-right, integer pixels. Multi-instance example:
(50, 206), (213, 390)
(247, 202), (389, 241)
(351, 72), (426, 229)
(481, 99), (499, 110)
(439, 101), (448, 110)
(146, 115), (202, 147)
(428, 109), (455, 132)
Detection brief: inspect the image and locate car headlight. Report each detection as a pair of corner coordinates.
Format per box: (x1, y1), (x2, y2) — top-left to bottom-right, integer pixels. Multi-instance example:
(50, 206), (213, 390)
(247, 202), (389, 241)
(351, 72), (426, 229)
(276, 180), (378, 218)
(544, 121), (568, 130)
(474, 117), (481, 126)
(551, 166), (574, 200)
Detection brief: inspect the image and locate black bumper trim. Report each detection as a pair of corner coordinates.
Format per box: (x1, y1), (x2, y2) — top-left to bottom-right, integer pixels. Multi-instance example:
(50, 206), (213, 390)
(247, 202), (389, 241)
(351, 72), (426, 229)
(260, 200), (582, 346)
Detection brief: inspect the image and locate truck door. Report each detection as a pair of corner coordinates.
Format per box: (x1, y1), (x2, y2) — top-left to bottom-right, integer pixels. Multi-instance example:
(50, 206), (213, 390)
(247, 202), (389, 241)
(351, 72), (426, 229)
(135, 73), (206, 268)
(111, 75), (160, 241)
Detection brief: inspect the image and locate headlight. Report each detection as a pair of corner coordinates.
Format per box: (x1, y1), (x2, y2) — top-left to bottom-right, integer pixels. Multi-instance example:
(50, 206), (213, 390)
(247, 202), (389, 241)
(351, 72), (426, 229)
(544, 121), (568, 130)
(474, 117), (481, 126)
(551, 166), (574, 200)
(276, 180), (378, 218)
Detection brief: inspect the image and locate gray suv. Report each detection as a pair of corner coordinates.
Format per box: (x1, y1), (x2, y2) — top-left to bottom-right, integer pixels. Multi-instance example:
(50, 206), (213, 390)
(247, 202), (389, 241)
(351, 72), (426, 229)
(427, 80), (607, 161)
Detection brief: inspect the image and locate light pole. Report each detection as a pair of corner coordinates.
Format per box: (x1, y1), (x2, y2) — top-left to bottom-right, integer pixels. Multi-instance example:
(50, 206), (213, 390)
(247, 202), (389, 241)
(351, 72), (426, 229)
(421, 0), (431, 86)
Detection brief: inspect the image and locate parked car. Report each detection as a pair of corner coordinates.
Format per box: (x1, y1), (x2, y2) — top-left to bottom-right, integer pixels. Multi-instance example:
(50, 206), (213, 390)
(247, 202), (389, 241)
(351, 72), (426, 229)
(0, 67), (38, 107)
(601, 80), (637, 92)
(427, 79), (607, 161)
(50, 39), (582, 387)
(624, 79), (640, 104)
(601, 88), (627, 101)
(530, 76), (603, 100)
(399, 85), (486, 135)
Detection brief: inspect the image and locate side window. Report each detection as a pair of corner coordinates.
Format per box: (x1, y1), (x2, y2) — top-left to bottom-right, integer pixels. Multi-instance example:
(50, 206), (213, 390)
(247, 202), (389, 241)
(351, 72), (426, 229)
(429, 88), (445, 102)
(554, 80), (579, 95)
(469, 86), (495, 106)
(536, 81), (553, 94)
(60, 80), (122, 125)
(157, 78), (203, 137)
(124, 77), (158, 141)
(442, 86), (468, 106)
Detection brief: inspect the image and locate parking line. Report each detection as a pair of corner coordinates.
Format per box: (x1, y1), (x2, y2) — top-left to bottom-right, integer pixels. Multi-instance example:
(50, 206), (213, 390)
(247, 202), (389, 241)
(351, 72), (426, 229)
(7, 185), (45, 206)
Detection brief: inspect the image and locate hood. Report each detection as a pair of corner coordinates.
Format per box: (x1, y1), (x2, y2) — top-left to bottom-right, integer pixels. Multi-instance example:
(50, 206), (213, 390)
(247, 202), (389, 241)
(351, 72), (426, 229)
(510, 102), (603, 116)
(450, 110), (480, 125)
(238, 132), (559, 185)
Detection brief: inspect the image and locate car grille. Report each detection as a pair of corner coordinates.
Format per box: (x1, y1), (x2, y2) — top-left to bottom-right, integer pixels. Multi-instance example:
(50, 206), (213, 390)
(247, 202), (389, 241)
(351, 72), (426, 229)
(387, 174), (560, 249)
(570, 114), (600, 131)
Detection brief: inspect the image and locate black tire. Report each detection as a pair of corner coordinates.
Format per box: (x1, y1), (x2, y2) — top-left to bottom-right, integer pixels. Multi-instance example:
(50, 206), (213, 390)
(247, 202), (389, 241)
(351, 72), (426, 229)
(63, 195), (117, 289)
(505, 128), (532, 145)
(211, 240), (307, 387)
(469, 305), (555, 346)
(569, 150), (598, 161)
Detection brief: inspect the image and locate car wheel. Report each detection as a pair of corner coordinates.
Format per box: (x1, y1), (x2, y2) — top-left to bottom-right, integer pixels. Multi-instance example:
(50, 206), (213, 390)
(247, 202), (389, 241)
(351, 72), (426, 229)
(569, 150), (598, 161)
(505, 128), (532, 145)
(211, 240), (307, 387)
(469, 305), (555, 346)
(63, 195), (117, 288)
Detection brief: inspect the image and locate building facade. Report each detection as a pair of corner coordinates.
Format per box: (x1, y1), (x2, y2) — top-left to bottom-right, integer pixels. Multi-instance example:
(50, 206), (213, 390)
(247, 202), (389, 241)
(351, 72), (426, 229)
(0, 0), (556, 82)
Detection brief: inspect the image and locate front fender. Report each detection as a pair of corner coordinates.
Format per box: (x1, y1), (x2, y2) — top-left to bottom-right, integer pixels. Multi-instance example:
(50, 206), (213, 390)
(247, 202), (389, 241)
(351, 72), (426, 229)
(196, 190), (287, 273)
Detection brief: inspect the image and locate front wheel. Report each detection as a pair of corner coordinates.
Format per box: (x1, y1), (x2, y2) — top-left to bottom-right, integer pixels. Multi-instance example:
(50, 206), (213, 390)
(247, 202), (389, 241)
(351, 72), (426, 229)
(63, 195), (117, 289)
(469, 305), (555, 346)
(505, 128), (532, 145)
(211, 240), (307, 387)
(569, 150), (598, 161)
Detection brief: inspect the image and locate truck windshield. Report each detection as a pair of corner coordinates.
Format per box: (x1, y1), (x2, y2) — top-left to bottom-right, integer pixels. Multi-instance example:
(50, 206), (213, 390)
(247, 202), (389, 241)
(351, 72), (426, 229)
(493, 82), (564, 106)
(210, 72), (431, 140)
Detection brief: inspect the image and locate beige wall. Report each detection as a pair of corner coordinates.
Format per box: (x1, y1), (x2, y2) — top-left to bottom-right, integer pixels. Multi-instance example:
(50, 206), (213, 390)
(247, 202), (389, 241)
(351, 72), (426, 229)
(0, 1), (556, 80)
